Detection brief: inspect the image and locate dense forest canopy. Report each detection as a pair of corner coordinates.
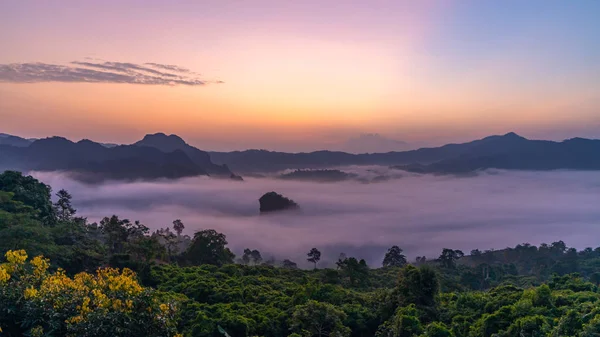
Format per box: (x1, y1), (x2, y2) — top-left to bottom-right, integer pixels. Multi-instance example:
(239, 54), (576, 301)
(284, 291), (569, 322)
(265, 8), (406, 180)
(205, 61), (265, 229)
(1, 170), (600, 336)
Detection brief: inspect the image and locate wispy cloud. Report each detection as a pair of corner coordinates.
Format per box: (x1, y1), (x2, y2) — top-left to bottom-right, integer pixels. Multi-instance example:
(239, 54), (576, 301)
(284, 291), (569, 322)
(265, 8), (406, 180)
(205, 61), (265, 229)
(0, 60), (217, 86)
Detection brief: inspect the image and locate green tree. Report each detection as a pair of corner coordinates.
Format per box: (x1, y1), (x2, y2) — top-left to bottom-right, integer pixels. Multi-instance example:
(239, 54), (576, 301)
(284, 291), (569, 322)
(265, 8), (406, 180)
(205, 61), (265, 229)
(395, 265), (439, 320)
(337, 257), (369, 287)
(438, 249), (464, 269)
(308, 248), (322, 269)
(580, 314), (600, 337)
(291, 300), (351, 337)
(422, 322), (453, 337)
(184, 229), (235, 266)
(0, 191), (55, 258)
(0, 171), (56, 224)
(383, 246), (407, 268)
(54, 189), (76, 222)
(377, 305), (423, 337)
(551, 310), (583, 337)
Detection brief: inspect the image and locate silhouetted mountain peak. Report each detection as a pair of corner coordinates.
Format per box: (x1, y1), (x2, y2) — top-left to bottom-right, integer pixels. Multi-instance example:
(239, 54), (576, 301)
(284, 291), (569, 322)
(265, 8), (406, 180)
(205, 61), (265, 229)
(135, 133), (232, 176)
(138, 133), (188, 150)
(478, 132), (527, 145)
(502, 132), (525, 139)
(30, 137), (73, 148)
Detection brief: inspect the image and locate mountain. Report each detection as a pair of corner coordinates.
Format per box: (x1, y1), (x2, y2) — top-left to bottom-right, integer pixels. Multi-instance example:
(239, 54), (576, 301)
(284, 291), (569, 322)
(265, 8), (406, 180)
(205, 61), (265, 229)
(0, 133), (33, 147)
(210, 133), (600, 173)
(2, 132), (599, 178)
(397, 134), (600, 173)
(339, 133), (413, 153)
(135, 133), (231, 175)
(0, 136), (216, 182)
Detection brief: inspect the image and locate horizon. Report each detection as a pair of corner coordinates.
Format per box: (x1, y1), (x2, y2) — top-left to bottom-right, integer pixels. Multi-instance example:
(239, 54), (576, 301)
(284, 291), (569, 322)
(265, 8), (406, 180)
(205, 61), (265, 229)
(1, 1), (599, 152)
(2, 129), (599, 154)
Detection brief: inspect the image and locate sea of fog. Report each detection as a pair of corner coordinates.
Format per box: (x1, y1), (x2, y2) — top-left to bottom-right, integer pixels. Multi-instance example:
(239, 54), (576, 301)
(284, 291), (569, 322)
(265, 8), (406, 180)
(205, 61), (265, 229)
(31, 168), (600, 268)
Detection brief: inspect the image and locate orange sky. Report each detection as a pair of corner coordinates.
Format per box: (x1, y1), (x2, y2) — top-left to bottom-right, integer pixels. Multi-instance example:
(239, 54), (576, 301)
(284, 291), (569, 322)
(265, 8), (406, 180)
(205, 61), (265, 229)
(1, 1), (599, 151)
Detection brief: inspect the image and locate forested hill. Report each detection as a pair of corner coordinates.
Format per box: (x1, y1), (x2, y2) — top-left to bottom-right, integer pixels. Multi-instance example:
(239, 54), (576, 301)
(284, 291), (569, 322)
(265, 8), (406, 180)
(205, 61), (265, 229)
(0, 133), (231, 181)
(3, 170), (600, 336)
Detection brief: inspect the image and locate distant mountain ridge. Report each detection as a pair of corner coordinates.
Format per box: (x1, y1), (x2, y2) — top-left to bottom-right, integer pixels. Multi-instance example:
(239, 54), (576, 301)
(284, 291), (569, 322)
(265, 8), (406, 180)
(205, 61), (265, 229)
(338, 133), (414, 153)
(2, 131), (600, 178)
(0, 133), (231, 182)
(0, 133), (33, 147)
(209, 132), (600, 173)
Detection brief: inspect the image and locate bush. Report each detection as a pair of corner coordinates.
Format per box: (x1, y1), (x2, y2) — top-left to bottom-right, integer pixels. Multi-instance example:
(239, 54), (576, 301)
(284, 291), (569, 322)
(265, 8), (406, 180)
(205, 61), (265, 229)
(0, 250), (181, 337)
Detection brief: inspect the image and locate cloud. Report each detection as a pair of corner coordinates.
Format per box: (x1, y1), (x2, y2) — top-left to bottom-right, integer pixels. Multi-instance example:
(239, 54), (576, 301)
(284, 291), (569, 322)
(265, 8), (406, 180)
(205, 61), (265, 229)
(30, 169), (600, 268)
(0, 60), (216, 86)
(144, 63), (194, 74)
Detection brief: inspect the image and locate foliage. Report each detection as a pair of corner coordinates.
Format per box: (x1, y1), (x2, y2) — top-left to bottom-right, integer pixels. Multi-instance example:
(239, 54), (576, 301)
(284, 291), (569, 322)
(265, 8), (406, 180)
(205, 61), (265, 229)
(0, 250), (181, 337)
(184, 229), (235, 266)
(291, 300), (351, 337)
(383, 246), (407, 268)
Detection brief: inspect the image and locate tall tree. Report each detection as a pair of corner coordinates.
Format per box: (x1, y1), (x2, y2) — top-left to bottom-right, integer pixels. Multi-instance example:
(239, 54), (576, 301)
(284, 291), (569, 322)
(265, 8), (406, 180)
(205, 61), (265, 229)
(184, 229), (235, 266)
(54, 189), (76, 222)
(172, 219), (184, 236)
(438, 248), (464, 269)
(383, 246), (407, 267)
(337, 256), (370, 287)
(307, 248), (321, 269)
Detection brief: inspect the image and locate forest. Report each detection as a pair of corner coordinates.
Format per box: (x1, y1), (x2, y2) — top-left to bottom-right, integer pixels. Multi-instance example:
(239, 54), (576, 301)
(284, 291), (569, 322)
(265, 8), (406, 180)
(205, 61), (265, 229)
(1, 170), (600, 337)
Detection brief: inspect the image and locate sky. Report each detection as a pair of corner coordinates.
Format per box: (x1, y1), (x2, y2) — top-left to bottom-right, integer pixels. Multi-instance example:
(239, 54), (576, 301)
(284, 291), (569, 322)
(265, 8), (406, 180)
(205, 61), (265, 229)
(1, 0), (599, 151)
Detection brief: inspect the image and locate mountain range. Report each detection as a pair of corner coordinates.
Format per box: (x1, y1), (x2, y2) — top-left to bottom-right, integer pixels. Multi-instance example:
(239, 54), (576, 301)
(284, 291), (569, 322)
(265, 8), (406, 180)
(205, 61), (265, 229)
(0, 133), (231, 181)
(209, 132), (600, 173)
(1, 132), (599, 180)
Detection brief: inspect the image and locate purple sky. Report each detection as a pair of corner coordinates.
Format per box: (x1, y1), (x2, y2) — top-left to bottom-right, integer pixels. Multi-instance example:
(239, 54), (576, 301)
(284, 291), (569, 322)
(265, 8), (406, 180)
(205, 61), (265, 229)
(1, 1), (599, 151)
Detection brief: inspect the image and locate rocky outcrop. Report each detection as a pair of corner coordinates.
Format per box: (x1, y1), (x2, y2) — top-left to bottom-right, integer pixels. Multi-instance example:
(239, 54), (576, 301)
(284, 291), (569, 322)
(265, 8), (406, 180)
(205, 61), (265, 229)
(259, 192), (299, 213)
(230, 173), (244, 181)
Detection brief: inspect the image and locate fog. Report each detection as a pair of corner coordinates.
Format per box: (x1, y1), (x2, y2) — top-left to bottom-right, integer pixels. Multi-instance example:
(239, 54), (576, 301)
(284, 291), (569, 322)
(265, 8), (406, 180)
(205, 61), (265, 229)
(32, 168), (600, 268)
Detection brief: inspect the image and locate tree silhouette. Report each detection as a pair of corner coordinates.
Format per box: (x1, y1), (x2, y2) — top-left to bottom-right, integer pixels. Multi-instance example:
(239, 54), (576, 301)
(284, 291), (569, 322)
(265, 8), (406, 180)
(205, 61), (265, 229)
(307, 248), (321, 269)
(438, 248), (464, 269)
(172, 219), (184, 236)
(54, 189), (76, 222)
(282, 259), (298, 269)
(242, 248), (263, 265)
(382, 246), (407, 267)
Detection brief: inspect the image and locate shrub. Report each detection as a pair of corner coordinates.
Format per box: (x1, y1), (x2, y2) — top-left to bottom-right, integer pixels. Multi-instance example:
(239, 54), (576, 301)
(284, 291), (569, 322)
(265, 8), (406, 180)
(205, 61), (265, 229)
(0, 250), (181, 337)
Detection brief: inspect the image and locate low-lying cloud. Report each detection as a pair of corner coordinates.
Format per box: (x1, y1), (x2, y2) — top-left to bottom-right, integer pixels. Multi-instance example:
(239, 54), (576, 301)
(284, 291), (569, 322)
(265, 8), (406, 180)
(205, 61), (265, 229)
(0, 60), (217, 86)
(32, 169), (600, 268)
